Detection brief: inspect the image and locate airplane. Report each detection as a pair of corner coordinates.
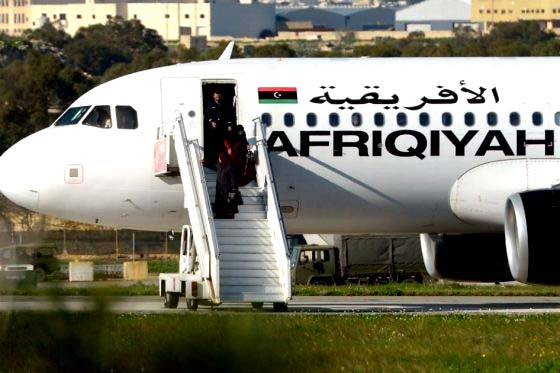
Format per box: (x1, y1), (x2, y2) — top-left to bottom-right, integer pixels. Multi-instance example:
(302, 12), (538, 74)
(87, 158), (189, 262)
(1, 50), (559, 308)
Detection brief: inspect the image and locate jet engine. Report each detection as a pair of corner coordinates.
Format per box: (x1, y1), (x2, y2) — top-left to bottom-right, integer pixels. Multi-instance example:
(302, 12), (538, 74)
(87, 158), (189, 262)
(420, 233), (513, 283)
(505, 189), (560, 284)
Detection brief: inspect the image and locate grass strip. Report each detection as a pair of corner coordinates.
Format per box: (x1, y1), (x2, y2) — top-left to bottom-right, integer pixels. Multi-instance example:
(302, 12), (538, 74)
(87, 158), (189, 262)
(3, 282), (560, 297)
(1, 312), (560, 371)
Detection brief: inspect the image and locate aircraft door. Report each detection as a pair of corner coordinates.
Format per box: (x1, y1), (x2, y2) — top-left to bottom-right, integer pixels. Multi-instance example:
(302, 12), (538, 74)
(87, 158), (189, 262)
(160, 77), (203, 142)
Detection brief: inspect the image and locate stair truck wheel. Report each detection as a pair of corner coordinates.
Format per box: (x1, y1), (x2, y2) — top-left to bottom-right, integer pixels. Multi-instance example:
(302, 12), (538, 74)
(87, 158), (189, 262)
(251, 302), (264, 310)
(273, 302), (288, 312)
(186, 299), (199, 311)
(164, 292), (179, 309)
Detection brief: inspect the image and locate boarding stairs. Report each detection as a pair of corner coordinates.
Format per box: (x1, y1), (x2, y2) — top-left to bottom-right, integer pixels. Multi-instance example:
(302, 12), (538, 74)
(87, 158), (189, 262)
(158, 111), (291, 310)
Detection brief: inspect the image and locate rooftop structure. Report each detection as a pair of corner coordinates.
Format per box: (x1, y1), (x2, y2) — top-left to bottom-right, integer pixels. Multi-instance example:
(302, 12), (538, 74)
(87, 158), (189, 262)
(395, 0), (479, 31)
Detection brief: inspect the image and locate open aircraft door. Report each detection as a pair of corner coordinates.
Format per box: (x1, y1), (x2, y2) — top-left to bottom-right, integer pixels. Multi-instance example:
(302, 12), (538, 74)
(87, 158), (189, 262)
(160, 77), (203, 143)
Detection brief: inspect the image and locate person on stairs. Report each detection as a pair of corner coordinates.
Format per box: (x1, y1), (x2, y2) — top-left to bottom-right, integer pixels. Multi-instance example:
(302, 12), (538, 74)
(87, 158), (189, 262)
(214, 152), (240, 219)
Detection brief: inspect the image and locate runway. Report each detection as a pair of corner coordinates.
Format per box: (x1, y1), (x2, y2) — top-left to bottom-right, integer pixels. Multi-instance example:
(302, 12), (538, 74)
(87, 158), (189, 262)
(1, 296), (560, 314)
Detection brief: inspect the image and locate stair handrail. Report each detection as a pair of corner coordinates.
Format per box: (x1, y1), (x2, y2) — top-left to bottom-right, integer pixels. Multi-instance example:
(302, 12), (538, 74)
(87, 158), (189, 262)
(175, 112), (220, 303)
(253, 117), (291, 301)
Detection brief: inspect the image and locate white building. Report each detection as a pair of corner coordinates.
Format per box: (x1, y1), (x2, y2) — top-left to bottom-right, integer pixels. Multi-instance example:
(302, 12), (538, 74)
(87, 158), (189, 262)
(29, 0), (275, 40)
(395, 0), (480, 31)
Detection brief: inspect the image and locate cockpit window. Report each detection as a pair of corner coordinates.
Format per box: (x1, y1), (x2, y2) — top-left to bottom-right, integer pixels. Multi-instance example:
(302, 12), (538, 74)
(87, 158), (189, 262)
(55, 106), (90, 126)
(116, 106), (138, 129)
(83, 105), (112, 129)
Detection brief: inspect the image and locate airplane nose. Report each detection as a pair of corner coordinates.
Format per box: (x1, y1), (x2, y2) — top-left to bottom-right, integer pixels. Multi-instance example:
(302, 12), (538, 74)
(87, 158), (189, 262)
(0, 137), (41, 211)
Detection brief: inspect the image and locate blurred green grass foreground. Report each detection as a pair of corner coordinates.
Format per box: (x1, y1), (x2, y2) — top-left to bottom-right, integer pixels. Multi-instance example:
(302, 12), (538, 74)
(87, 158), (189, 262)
(1, 310), (560, 371)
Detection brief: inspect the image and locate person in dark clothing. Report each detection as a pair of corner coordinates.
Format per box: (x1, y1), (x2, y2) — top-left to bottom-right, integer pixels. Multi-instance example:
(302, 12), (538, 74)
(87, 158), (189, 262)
(214, 152), (239, 219)
(235, 125), (256, 186)
(204, 91), (231, 168)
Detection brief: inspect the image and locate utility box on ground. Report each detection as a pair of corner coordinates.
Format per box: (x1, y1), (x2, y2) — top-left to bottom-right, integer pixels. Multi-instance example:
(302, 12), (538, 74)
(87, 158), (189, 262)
(69, 262), (94, 282)
(123, 261), (148, 280)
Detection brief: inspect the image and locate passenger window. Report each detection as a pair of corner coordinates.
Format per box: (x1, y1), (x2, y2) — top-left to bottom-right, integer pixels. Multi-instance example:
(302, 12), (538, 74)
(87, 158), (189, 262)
(55, 106), (90, 126)
(555, 112), (560, 126)
(116, 106), (138, 129)
(396, 112), (407, 127)
(419, 112), (430, 127)
(374, 113), (385, 127)
(306, 113), (317, 127)
(351, 113), (362, 127)
(510, 112), (520, 126)
(464, 112), (475, 126)
(284, 113), (294, 127)
(487, 112), (498, 126)
(533, 112), (543, 126)
(442, 112), (452, 126)
(299, 250), (312, 264)
(329, 113), (339, 127)
(83, 105), (112, 128)
(261, 113), (272, 127)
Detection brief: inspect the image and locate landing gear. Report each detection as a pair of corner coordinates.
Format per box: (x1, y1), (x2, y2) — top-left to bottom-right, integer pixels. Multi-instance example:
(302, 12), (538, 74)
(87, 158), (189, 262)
(186, 299), (199, 311)
(164, 292), (179, 309)
(251, 302), (264, 310)
(273, 302), (288, 312)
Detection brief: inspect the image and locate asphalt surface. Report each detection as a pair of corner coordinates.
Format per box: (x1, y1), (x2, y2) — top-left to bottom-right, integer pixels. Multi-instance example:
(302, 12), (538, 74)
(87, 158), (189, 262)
(1, 296), (560, 314)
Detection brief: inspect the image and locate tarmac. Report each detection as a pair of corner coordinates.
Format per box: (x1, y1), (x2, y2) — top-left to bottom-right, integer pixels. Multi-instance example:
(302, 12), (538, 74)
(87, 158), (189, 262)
(0, 295), (559, 315)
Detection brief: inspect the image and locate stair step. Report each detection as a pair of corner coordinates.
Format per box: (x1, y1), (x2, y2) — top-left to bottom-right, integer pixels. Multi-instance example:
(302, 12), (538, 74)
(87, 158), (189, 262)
(216, 228), (270, 237)
(220, 261), (279, 270)
(238, 204), (265, 212)
(206, 188), (264, 198)
(235, 211), (266, 219)
(220, 244), (274, 254)
(214, 219), (268, 229)
(221, 277), (281, 286)
(218, 236), (272, 245)
(220, 253), (277, 262)
(240, 196), (265, 204)
(220, 269), (279, 278)
(220, 293), (286, 302)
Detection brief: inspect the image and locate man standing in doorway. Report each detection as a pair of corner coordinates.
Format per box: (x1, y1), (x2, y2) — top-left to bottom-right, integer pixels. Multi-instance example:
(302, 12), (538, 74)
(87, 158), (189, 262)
(204, 91), (230, 168)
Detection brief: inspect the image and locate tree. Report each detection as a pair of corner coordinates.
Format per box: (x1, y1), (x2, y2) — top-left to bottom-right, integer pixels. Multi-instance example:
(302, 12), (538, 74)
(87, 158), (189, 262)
(64, 19), (166, 76)
(24, 23), (71, 50)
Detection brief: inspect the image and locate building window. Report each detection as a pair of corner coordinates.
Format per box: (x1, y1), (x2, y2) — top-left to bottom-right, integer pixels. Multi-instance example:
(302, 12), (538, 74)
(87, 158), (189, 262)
(92, 14), (96, 19)
(133, 14), (137, 19)
(351, 113), (362, 127)
(374, 113), (384, 127)
(396, 112), (407, 127)
(329, 113), (339, 127)
(165, 14), (170, 19)
(106, 15), (112, 19)
(77, 14), (82, 19)
(200, 14), (205, 18)
(419, 112), (429, 126)
(533, 112), (543, 126)
(184, 14), (189, 18)
(487, 112), (498, 126)
(284, 113), (294, 127)
(442, 112), (452, 126)
(261, 113), (272, 127)
(465, 112), (475, 126)
(60, 13), (66, 20)
(306, 113), (317, 127)
(510, 112), (520, 126)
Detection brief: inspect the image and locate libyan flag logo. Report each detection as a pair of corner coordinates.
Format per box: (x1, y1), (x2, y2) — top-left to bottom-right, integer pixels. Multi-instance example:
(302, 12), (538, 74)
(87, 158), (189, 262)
(258, 87), (298, 104)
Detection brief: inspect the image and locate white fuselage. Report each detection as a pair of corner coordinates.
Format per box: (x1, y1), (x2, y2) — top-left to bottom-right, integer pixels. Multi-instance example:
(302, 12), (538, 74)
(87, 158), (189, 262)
(1, 57), (560, 234)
